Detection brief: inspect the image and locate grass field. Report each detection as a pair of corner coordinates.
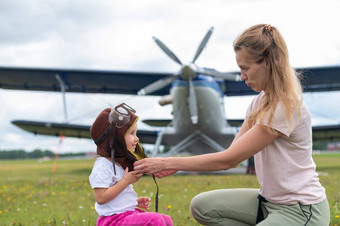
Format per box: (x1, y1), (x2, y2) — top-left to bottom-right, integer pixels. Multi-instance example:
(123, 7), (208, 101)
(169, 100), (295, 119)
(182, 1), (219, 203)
(0, 153), (339, 225)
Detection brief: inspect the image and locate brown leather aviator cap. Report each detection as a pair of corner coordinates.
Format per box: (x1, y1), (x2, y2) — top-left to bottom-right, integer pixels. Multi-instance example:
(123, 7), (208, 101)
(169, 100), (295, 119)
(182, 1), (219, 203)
(90, 103), (147, 173)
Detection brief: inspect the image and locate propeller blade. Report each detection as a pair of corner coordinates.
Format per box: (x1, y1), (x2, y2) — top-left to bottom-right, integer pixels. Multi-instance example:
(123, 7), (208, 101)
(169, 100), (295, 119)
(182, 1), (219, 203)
(187, 78), (198, 124)
(138, 75), (178, 95)
(153, 36), (182, 65)
(192, 27), (214, 63)
(198, 68), (241, 81)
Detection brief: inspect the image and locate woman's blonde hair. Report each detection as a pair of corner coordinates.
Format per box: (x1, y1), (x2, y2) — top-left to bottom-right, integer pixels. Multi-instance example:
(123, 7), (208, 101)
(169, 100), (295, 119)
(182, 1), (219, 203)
(233, 24), (302, 134)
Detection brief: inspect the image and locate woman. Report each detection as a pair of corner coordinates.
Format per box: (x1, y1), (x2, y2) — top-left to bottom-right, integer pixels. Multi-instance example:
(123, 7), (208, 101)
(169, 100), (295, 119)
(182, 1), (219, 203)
(134, 24), (329, 225)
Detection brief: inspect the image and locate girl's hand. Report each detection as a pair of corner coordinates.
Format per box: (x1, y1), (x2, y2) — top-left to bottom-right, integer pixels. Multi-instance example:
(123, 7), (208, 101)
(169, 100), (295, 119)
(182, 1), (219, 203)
(137, 197), (151, 210)
(121, 168), (143, 185)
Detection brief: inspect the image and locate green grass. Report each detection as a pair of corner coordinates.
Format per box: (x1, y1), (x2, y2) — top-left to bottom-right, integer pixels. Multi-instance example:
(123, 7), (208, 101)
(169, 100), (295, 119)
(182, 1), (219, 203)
(0, 153), (339, 225)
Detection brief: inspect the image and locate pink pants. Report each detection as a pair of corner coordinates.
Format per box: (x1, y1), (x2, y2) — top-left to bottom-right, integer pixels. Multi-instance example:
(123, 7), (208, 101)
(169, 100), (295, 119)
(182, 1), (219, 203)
(97, 208), (173, 226)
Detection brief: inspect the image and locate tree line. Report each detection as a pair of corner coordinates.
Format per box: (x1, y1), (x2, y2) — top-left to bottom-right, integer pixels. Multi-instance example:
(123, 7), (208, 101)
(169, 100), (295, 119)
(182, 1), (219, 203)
(0, 149), (87, 159)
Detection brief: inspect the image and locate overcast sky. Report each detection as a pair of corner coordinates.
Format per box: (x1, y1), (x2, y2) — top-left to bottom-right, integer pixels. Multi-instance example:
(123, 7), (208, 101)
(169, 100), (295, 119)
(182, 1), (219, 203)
(1, 0), (340, 153)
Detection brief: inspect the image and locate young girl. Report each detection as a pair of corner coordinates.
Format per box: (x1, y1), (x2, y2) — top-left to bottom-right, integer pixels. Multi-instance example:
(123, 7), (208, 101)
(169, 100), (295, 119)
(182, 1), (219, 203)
(89, 103), (173, 226)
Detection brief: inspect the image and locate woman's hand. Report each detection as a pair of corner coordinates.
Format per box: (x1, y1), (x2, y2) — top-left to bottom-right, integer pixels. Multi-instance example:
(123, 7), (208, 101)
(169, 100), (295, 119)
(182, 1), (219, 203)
(134, 157), (165, 175)
(137, 197), (151, 210)
(155, 169), (177, 178)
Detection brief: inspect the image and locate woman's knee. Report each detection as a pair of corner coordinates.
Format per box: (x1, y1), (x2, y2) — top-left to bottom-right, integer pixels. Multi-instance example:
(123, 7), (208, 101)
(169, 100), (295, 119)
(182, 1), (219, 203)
(190, 192), (211, 223)
(190, 192), (205, 213)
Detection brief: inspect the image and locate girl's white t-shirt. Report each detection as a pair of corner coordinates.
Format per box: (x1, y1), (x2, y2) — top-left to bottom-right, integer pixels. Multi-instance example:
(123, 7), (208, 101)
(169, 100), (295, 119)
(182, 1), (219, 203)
(89, 157), (138, 216)
(247, 91), (326, 205)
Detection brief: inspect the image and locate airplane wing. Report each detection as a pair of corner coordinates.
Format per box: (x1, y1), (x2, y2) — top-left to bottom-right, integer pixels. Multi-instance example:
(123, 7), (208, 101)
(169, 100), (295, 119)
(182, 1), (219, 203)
(142, 119), (172, 127)
(3, 65), (340, 146)
(223, 66), (340, 96)
(0, 66), (173, 96)
(11, 120), (158, 144)
(12, 119), (340, 144)
(12, 120), (91, 138)
(312, 124), (340, 142)
(1, 65), (340, 96)
(225, 119), (340, 142)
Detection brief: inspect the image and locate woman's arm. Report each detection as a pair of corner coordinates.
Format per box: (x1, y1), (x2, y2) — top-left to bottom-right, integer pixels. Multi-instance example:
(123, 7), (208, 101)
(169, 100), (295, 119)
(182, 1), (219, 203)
(232, 118), (250, 143)
(144, 119), (250, 178)
(134, 124), (278, 174)
(94, 168), (142, 205)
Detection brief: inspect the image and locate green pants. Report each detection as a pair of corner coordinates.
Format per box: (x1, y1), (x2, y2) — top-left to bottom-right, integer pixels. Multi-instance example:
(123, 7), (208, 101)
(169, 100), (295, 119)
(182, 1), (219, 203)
(190, 188), (330, 226)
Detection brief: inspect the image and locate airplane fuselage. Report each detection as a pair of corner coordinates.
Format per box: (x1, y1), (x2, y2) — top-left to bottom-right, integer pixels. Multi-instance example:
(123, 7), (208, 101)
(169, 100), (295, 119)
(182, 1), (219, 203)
(154, 74), (237, 155)
(171, 74), (227, 135)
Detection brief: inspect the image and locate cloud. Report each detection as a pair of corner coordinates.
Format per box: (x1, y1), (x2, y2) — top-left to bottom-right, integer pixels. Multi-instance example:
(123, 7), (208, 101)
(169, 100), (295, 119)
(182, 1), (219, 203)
(4, 133), (22, 144)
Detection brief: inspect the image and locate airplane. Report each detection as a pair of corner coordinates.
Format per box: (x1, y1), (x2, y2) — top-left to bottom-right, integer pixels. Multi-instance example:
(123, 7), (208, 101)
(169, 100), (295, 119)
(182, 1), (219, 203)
(1, 26), (340, 170)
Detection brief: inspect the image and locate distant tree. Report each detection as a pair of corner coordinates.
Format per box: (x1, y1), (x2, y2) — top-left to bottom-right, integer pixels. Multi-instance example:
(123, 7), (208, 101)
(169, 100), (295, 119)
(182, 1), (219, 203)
(59, 152), (87, 157)
(0, 149), (27, 159)
(313, 141), (327, 151)
(28, 149), (43, 158)
(16, 150), (28, 159)
(43, 150), (55, 158)
(0, 149), (85, 159)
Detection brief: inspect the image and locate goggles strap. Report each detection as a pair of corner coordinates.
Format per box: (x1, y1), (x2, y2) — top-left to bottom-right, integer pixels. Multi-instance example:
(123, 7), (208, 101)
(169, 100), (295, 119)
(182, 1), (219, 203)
(94, 125), (112, 146)
(109, 123), (117, 175)
(111, 149), (116, 175)
(152, 174), (159, 212)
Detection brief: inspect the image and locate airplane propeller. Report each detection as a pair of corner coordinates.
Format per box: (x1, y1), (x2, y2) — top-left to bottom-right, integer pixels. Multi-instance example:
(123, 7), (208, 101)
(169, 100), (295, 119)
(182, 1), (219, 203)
(152, 36), (182, 65)
(138, 26), (240, 124)
(192, 27), (214, 64)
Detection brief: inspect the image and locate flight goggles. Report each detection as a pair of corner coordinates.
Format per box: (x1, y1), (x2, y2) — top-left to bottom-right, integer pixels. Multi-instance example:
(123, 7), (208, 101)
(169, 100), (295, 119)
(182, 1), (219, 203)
(94, 103), (136, 146)
(109, 103), (136, 128)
